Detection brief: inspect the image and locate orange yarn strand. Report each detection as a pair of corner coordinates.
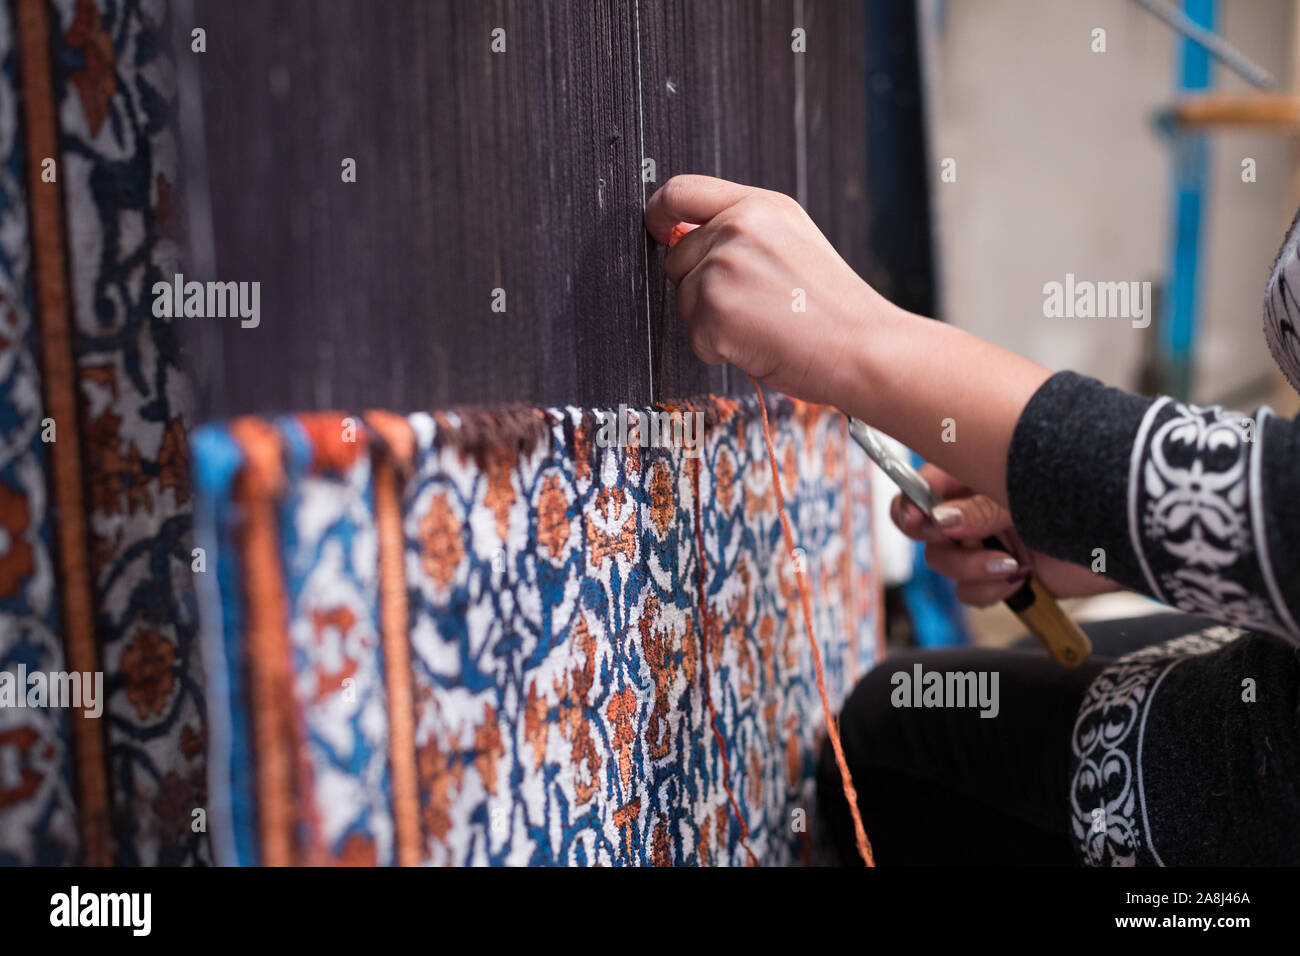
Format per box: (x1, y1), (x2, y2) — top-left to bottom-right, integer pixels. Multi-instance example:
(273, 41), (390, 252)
(665, 223), (872, 865)
(750, 377), (876, 867)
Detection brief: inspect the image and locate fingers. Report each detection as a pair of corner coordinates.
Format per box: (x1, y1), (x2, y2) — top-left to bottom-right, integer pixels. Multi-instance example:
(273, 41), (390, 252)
(886, 462), (1026, 609)
(664, 221), (713, 284)
(889, 465), (1011, 542)
(927, 541), (1029, 609)
(888, 465), (974, 540)
(928, 493), (1009, 540)
(916, 463), (970, 500)
(675, 272), (726, 364)
(923, 541), (1024, 583)
(890, 493), (944, 543)
(644, 175), (757, 245)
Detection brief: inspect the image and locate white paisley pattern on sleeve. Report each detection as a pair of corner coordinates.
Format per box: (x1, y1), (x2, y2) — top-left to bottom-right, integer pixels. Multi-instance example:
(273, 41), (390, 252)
(1264, 207), (1300, 391)
(1127, 397), (1300, 644)
(1069, 625), (1244, 867)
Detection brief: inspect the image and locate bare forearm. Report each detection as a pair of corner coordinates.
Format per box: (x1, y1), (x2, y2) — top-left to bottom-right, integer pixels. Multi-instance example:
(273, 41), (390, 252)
(833, 302), (1053, 508)
(640, 175), (1051, 504)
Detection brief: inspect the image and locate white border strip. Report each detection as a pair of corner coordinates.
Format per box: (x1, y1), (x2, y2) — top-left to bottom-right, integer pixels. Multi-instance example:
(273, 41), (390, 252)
(1127, 396), (1171, 604)
(1249, 407), (1300, 640)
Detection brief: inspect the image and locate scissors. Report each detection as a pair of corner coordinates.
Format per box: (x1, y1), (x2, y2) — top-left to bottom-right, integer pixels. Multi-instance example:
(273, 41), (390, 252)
(847, 417), (1091, 668)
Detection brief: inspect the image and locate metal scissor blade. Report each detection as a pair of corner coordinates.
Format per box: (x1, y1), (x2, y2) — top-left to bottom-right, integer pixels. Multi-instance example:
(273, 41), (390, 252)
(846, 416), (945, 517)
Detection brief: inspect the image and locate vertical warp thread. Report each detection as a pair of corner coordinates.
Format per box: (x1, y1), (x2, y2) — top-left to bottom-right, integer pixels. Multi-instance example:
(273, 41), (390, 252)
(687, 402), (758, 867)
(750, 376), (876, 867)
(632, 0), (655, 401)
(15, 0), (112, 866)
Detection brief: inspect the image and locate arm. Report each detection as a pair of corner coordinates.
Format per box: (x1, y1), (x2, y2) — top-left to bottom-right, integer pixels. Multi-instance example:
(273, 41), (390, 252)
(644, 174), (1048, 506)
(1006, 370), (1300, 641)
(838, 307), (1051, 507)
(646, 175), (1300, 642)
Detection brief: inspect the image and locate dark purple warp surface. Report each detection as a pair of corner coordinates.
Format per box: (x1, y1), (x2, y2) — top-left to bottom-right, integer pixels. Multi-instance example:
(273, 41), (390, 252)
(179, 0), (878, 417)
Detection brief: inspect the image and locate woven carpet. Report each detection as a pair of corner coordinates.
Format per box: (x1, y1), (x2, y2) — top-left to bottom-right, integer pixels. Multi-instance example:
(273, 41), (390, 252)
(0, 0), (202, 866)
(194, 397), (882, 865)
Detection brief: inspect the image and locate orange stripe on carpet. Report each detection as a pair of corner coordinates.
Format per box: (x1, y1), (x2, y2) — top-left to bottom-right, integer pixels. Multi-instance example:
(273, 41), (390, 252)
(15, 0), (112, 867)
(366, 411), (421, 866)
(229, 418), (301, 866)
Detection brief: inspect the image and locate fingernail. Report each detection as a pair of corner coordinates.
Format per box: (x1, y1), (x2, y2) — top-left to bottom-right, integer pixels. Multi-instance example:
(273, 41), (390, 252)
(931, 505), (962, 528)
(987, 556), (1020, 575)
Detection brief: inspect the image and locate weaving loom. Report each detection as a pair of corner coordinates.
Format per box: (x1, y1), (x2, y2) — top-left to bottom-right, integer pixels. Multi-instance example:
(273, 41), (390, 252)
(0, 0), (935, 865)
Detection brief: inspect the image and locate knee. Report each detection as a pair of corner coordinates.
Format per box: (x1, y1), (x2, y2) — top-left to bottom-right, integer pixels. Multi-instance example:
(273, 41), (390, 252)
(817, 655), (920, 808)
(816, 658), (915, 863)
(829, 653), (923, 764)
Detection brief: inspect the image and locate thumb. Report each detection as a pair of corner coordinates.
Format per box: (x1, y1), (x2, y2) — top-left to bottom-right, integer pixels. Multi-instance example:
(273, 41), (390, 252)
(928, 494), (1010, 539)
(645, 175), (756, 244)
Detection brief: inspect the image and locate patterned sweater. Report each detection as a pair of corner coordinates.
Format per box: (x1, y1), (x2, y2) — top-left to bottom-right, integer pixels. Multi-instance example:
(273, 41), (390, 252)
(1002, 218), (1300, 865)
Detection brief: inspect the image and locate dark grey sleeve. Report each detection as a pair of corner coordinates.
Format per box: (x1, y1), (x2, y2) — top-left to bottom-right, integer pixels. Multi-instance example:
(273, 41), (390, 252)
(1006, 370), (1300, 645)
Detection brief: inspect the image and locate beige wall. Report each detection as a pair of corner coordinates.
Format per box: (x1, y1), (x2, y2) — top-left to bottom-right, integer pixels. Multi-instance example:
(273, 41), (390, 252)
(922, 0), (1297, 406)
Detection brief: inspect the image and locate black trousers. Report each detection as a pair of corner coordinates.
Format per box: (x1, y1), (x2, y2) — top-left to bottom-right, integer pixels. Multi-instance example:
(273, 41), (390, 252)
(816, 613), (1214, 866)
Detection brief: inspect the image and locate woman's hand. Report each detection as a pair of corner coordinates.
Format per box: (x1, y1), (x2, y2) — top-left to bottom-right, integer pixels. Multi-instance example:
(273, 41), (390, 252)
(892, 464), (1120, 606)
(645, 174), (889, 408)
(646, 173), (1054, 507)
